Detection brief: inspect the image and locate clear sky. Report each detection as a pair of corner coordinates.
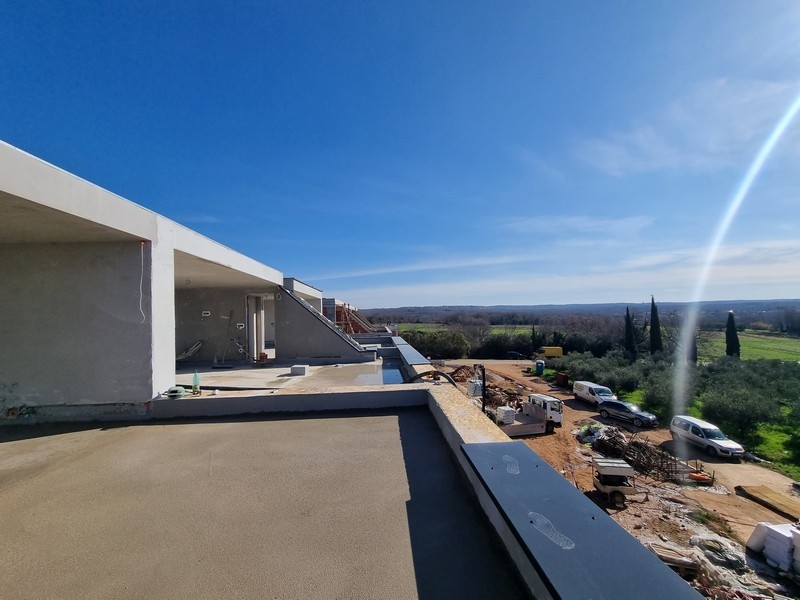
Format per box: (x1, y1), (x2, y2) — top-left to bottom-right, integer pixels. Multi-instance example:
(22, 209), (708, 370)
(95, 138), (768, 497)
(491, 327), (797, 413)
(2, 1), (799, 308)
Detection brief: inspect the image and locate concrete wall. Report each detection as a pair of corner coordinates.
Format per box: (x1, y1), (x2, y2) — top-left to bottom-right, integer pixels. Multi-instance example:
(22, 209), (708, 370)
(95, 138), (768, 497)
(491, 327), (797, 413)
(151, 386), (430, 419)
(175, 288), (256, 363)
(274, 290), (374, 362)
(0, 242), (154, 411)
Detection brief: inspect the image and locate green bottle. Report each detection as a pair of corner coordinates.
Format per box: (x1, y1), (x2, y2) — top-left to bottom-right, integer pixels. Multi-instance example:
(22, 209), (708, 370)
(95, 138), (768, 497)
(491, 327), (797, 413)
(192, 370), (200, 395)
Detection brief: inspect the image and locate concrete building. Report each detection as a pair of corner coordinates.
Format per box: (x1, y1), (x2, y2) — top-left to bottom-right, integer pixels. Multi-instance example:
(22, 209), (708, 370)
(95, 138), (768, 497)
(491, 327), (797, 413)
(0, 141), (373, 421)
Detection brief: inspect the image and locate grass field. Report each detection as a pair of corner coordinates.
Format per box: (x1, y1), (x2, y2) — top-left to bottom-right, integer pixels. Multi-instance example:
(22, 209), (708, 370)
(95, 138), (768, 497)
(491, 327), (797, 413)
(396, 323), (447, 333)
(397, 324), (800, 361)
(699, 330), (800, 361)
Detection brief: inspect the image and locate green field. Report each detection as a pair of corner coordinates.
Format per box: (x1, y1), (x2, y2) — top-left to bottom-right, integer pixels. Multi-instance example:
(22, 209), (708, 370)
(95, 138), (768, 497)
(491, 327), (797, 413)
(699, 330), (800, 361)
(397, 324), (800, 361)
(396, 323), (447, 333)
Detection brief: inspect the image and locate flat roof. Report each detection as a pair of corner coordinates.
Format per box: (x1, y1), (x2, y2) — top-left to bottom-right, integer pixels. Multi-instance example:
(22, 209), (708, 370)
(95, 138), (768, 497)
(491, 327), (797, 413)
(0, 408), (527, 599)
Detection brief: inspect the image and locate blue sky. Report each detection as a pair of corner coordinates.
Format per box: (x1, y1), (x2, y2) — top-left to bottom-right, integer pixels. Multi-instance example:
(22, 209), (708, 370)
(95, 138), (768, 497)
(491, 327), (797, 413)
(2, 1), (799, 308)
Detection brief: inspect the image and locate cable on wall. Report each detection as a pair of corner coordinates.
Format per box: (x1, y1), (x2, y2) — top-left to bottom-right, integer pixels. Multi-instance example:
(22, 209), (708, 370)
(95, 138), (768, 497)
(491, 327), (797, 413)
(139, 241), (147, 324)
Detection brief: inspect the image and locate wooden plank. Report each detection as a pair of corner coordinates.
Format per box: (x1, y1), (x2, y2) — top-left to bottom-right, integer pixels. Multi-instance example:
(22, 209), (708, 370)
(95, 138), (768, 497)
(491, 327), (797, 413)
(736, 485), (800, 521)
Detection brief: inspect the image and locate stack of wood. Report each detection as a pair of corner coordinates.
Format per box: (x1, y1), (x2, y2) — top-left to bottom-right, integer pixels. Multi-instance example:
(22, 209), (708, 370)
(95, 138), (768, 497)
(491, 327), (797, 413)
(593, 430), (707, 483)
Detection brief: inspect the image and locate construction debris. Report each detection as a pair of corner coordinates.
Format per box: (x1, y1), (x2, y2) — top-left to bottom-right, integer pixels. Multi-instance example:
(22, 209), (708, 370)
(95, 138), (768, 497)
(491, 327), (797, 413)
(575, 423), (715, 485)
(449, 365), (475, 382)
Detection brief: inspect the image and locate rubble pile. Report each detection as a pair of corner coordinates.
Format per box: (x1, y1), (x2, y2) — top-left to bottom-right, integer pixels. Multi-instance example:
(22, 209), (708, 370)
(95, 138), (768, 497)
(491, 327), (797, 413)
(647, 537), (795, 599)
(453, 365), (531, 410)
(449, 365), (475, 382)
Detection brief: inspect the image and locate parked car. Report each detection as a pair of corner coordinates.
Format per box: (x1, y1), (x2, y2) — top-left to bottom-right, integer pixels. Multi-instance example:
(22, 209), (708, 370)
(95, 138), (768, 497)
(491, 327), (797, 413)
(504, 351), (528, 360)
(669, 415), (744, 459)
(598, 400), (658, 428)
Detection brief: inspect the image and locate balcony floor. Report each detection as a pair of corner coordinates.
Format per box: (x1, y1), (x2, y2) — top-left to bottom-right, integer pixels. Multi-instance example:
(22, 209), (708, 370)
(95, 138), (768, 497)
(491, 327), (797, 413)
(0, 407), (527, 599)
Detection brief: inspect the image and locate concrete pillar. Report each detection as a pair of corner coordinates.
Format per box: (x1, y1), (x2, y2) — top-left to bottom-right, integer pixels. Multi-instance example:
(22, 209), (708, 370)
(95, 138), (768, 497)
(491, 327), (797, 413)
(150, 217), (176, 398)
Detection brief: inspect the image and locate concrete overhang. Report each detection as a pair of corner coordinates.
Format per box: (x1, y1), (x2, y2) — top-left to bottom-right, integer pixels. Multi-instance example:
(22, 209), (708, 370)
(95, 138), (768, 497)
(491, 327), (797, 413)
(0, 141), (283, 290)
(173, 223), (283, 289)
(0, 142), (157, 244)
(283, 277), (322, 302)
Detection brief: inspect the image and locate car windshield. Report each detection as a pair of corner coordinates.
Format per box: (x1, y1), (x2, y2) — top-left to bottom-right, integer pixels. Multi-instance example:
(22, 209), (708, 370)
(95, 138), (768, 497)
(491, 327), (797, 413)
(597, 388), (613, 397)
(702, 427), (727, 440)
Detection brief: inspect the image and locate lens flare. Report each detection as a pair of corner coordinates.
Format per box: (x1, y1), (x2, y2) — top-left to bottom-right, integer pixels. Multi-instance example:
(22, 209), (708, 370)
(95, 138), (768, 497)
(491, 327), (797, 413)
(673, 91), (800, 414)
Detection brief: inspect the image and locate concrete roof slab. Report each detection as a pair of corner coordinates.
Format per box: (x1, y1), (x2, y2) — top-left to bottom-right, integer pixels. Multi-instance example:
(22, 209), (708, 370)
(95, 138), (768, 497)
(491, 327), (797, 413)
(0, 409), (528, 599)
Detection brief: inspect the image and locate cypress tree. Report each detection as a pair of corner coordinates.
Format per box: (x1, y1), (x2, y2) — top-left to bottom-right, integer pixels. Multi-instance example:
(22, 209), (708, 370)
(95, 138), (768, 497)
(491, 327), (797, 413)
(725, 311), (740, 358)
(649, 296), (663, 354)
(624, 307), (637, 357)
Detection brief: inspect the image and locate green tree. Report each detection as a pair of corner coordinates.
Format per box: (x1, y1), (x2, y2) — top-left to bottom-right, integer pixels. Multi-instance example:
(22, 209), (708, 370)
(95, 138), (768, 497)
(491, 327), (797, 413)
(623, 307), (637, 358)
(725, 311), (740, 358)
(649, 296), (663, 354)
(530, 325), (545, 351)
(700, 387), (779, 448)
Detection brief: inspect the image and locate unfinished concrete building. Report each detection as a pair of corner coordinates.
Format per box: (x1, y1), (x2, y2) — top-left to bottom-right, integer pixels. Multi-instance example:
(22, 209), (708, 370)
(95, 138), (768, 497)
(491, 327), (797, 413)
(0, 141), (376, 421)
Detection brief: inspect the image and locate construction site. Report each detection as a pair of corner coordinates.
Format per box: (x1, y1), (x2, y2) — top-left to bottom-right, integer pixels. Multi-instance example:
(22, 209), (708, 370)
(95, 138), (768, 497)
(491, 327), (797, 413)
(447, 360), (800, 599)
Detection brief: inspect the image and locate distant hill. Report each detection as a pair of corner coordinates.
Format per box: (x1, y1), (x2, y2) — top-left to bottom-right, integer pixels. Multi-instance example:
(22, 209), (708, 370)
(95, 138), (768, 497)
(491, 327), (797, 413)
(361, 299), (800, 331)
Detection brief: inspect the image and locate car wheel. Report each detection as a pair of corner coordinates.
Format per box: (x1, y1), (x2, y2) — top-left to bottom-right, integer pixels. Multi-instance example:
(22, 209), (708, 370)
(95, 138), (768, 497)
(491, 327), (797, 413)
(610, 491), (625, 507)
(671, 432), (679, 442)
(546, 421), (555, 433)
(706, 446), (718, 457)
(600, 410), (609, 419)
(633, 418), (643, 428)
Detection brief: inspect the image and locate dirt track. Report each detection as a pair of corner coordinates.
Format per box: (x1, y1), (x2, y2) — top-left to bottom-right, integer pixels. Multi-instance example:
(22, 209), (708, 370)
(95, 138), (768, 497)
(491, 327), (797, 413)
(447, 360), (799, 546)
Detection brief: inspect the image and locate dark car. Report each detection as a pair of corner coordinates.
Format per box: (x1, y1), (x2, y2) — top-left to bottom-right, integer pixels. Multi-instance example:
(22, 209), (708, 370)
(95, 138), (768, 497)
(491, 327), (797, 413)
(504, 351), (528, 360)
(598, 400), (658, 428)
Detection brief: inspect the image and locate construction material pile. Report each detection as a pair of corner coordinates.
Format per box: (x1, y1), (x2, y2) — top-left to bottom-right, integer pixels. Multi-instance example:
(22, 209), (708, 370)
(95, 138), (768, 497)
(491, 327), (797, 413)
(449, 365), (475, 382)
(576, 423), (710, 484)
(648, 537), (793, 599)
(451, 365), (530, 410)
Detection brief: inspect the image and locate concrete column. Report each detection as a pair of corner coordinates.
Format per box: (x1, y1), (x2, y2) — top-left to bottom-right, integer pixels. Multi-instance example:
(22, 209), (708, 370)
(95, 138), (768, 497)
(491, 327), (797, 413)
(150, 217), (176, 398)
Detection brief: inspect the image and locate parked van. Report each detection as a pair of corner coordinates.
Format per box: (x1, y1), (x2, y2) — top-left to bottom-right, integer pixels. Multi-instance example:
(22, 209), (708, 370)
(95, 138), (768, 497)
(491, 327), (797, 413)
(669, 416), (744, 459)
(572, 381), (617, 407)
(539, 346), (563, 358)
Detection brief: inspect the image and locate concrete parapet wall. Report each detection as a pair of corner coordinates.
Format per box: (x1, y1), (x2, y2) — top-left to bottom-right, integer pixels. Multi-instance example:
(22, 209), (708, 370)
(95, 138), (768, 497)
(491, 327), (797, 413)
(150, 385), (431, 419)
(422, 387), (547, 595)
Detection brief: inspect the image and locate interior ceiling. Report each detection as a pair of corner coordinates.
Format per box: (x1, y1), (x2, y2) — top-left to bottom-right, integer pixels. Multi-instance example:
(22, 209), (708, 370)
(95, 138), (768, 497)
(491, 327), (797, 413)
(1, 192), (278, 290)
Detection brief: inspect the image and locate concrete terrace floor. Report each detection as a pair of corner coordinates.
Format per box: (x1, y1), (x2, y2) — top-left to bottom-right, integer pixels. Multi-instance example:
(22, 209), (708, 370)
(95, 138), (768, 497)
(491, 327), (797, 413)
(0, 407), (528, 600)
(173, 358), (400, 392)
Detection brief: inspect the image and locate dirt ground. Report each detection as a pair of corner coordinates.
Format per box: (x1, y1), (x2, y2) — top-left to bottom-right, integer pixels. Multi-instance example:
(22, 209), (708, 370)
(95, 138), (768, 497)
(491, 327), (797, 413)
(446, 360), (800, 597)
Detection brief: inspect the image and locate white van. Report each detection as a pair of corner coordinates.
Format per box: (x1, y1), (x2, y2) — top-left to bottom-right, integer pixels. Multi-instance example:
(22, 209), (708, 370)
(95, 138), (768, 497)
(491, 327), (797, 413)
(572, 381), (617, 407)
(669, 416), (744, 459)
(526, 393), (563, 427)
